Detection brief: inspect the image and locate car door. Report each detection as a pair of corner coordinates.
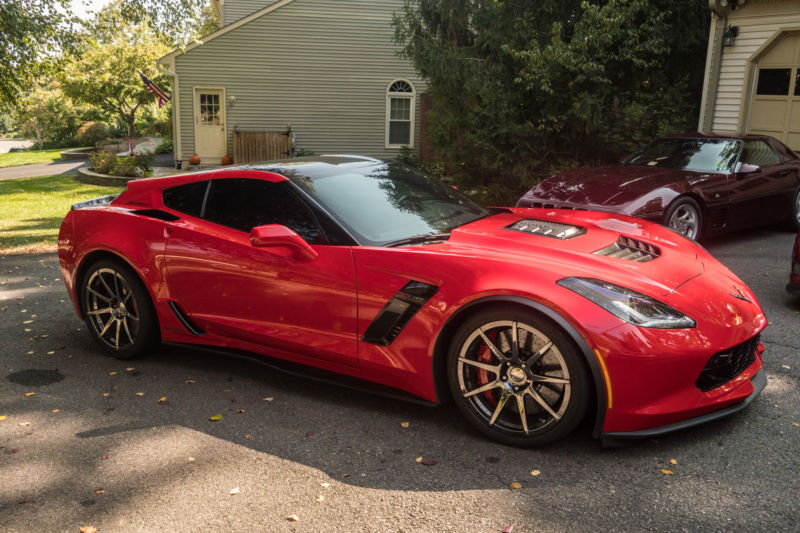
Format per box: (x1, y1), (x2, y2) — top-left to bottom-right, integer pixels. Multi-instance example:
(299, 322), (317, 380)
(728, 139), (798, 229)
(162, 177), (358, 367)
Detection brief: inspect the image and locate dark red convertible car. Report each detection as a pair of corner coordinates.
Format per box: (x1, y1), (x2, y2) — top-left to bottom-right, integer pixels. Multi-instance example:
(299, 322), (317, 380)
(59, 156), (767, 446)
(789, 230), (800, 297)
(517, 134), (800, 240)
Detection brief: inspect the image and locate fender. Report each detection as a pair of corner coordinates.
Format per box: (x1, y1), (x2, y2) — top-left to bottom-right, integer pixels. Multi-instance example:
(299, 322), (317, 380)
(432, 295), (607, 438)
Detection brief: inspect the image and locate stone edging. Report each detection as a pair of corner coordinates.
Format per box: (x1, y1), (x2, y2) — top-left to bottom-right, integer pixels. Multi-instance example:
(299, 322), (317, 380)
(60, 148), (94, 160)
(77, 166), (139, 186)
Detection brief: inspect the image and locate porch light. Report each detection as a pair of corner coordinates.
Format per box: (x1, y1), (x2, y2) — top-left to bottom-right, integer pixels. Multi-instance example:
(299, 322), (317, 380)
(722, 25), (739, 47)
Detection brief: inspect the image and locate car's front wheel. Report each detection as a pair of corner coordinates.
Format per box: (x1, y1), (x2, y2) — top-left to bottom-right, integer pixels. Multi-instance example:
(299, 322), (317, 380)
(447, 308), (590, 447)
(664, 197), (703, 240)
(787, 186), (800, 231)
(81, 260), (158, 359)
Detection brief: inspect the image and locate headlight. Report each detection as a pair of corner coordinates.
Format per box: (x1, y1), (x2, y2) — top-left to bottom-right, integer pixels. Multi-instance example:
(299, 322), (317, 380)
(557, 277), (696, 329)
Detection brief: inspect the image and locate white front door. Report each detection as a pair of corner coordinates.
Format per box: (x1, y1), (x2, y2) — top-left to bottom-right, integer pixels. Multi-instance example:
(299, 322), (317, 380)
(193, 88), (226, 162)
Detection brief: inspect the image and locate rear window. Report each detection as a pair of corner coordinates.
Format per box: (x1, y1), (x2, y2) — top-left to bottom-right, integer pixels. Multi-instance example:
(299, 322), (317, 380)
(162, 181), (209, 217)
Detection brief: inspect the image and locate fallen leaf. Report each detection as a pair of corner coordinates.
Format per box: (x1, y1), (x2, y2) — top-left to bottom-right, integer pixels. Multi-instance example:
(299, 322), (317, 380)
(126, 367), (135, 371)
(670, 459), (678, 465)
(236, 409), (245, 414)
(503, 526), (514, 533)
(209, 414), (222, 421)
(95, 488), (105, 494)
(18, 497), (30, 504)
(51, 409), (59, 413)
(400, 421), (410, 428)
(263, 397), (274, 402)
(46, 351), (54, 355)
(80, 527), (97, 533)
(305, 431), (315, 437)
(24, 392), (35, 397)
(23, 320), (33, 324)
(661, 469), (674, 475)
(184, 379), (196, 384)
(102, 454), (111, 460)
(315, 495), (324, 503)
(320, 482), (330, 488)
(245, 434), (252, 439)
(229, 487), (240, 495)
(26, 351), (33, 355)
(24, 328), (31, 332)
(0, 415), (7, 421)
(108, 371), (117, 376)
(102, 393), (110, 397)
(40, 334), (47, 338)
(422, 459), (437, 466)
(415, 456), (423, 463)
(287, 515), (299, 522)
(18, 422), (30, 427)
(158, 397), (167, 403)
(530, 470), (541, 476)
(343, 473), (351, 478)
(135, 392), (144, 397)
(188, 457), (196, 462)
(781, 365), (791, 369)
(509, 482), (522, 489)
(791, 422), (799, 427)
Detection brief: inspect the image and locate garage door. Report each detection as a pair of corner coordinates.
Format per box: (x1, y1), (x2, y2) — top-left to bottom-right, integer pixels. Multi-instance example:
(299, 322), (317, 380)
(749, 31), (800, 150)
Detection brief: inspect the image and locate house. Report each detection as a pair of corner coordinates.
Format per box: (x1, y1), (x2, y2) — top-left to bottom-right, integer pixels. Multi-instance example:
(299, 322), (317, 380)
(699, 0), (800, 150)
(157, 0), (425, 167)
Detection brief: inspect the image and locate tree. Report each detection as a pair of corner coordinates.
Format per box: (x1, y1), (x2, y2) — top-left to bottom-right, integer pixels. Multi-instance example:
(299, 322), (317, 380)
(61, 11), (170, 138)
(0, 0), (79, 109)
(14, 81), (82, 148)
(393, 0), (709, 202)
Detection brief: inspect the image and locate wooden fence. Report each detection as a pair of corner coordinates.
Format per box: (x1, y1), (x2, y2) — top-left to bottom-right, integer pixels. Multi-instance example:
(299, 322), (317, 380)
(233, 128), (293, 164)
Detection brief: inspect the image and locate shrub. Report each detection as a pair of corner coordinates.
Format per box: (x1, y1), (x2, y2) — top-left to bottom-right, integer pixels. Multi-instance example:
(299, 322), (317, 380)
(156, 136), (173, 154)
(294, 148), (314, 157)
(112, 156), (142, 177)
(76, 122), (110, 147)
(132, 152), (154, 171)
(395, 145), (419, 167)
(90, 151), (116, 174)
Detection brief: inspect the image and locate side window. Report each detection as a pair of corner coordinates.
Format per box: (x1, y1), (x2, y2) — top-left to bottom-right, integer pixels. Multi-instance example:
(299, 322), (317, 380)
(385, 79), (415, 148)
(162, 180), (210, 217)
(740, 140), (781, 168)
(203, 178), (326, 243)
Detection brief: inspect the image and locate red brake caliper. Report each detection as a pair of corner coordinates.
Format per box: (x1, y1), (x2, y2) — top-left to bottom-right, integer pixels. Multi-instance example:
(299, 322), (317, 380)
(476, 331), (498, 405)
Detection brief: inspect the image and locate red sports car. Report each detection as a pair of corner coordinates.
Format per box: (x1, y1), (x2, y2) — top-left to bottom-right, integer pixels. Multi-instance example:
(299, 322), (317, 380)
(517, 134), (800, 240)
(59, 155), (767, 446)
(788, 230), (800, 297)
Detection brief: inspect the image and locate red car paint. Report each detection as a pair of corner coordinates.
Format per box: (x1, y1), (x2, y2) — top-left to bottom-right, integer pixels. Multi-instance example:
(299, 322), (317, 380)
(59, 159), (768, 441)
(517, 134), (800, 237)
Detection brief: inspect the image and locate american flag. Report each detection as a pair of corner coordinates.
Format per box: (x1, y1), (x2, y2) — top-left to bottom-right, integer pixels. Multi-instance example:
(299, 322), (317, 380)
(138, 72), (170, 107)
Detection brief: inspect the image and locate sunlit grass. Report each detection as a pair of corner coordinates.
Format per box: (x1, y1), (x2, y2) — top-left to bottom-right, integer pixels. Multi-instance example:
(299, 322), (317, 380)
(0, 174), (124, 253)
(0, 148), (86, 168)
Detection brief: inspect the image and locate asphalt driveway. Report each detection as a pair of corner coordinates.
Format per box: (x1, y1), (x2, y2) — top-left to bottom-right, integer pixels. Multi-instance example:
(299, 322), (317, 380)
(0, 228), (798, 532)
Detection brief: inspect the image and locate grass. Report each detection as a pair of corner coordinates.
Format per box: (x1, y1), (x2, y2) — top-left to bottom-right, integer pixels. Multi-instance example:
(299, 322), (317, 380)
(0, 173), (124, 254)
(0, 147), (83, 168)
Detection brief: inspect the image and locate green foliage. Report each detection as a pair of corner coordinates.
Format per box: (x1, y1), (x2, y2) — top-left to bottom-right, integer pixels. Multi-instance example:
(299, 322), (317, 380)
(76, 121), (110, 147)
(393, 0), (709, 204)
(14, 81), (82, 148)
(294, 148), (315, 157)
(0, 0), (79, 109)
(91, 150), (154, 176)
(156, 136), (173, 154)
(90, 151), (117, 174)
(395, 145), (419, 167)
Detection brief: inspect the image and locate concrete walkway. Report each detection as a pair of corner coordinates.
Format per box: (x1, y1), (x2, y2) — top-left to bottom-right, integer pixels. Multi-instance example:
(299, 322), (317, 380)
(0, 159), (88, 180)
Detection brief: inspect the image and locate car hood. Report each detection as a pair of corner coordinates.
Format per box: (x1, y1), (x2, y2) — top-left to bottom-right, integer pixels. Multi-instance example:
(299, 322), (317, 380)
(529, 165), (702, 207)
(437, 209), (711, 295)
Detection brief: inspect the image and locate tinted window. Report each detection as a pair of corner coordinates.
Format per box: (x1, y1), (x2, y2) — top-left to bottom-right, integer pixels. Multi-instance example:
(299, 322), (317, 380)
(740, 140), (781, 167)
(756, 68), (791, 95)
(162, 180), (209, 217)
(625, 138), (741, 173)
(203, 178), (325, 243)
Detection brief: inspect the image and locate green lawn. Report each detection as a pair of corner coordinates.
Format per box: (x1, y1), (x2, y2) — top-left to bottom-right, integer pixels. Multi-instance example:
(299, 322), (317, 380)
(0, 147), (84, 168)
(0, 174), (124, 253)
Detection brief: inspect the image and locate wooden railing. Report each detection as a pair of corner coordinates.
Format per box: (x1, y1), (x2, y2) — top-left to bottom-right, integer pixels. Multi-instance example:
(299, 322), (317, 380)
(233, 127), (293, 164)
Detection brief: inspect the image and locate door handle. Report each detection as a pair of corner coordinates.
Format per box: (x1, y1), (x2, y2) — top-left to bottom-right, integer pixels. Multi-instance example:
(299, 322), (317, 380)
(777, 170), (789, 177)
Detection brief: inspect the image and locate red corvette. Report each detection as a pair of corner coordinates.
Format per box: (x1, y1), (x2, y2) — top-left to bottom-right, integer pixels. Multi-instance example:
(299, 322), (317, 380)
(517, 134), (800, 240)
(59, 156), (767, 446)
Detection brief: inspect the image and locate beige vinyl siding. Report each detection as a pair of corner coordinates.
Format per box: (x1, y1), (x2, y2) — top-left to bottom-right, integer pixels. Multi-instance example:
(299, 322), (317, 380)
(711, 0), (800, 132)
(222, 0), (281, 26)
(174, 0), (425, 162)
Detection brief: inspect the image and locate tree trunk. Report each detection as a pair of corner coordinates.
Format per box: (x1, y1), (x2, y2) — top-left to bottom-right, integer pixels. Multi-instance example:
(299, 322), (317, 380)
(127, 117), (136, 138)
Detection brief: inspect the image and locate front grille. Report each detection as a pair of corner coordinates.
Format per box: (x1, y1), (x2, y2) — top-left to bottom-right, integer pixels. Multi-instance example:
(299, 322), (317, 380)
(594, 236), (661, 262)
(505, 219), (586, 240)
(695, 335), (759, 392)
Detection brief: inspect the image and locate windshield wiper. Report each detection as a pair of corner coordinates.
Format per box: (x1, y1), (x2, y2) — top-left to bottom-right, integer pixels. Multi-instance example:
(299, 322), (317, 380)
(384, 233), (451, 247)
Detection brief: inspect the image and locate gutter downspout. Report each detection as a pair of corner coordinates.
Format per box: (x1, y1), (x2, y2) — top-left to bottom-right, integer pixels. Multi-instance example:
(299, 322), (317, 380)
(157, 60), (183, 169)
(698, 0), (728, 133)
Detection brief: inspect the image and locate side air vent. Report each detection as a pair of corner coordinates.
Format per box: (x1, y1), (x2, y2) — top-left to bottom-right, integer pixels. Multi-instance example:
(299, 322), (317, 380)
(132, 209), (180, 222)
(594, 236), (661, 262)
(362, 281), (438, 346)
(505, 219), (586, 240)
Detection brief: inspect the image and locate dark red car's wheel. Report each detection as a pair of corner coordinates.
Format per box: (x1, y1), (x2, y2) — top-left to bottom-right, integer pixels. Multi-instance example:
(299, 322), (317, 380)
(788, 186), (800, 231)
(81, 260), (158, 359)
(664, 197), (703, 240)
(447, 309), (590, 447)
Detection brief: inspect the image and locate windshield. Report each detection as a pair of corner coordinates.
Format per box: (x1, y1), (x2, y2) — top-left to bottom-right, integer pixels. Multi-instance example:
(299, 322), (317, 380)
(624, 138), (741, 173)
(286, 161), (491, 246)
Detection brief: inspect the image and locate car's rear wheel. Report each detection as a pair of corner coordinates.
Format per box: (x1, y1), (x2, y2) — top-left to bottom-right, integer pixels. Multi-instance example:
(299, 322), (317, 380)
(447, 308), (590, 447)
(664, 197), (703, 240)
(81, 260), (158, 359)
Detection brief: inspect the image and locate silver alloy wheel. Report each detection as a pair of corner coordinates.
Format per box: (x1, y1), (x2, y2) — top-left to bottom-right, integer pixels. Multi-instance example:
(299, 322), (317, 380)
(85, 267), (140, 350)
(456, 320), (571, 436)
(668, 203), (700, 239)
(794, 188), (800, 225)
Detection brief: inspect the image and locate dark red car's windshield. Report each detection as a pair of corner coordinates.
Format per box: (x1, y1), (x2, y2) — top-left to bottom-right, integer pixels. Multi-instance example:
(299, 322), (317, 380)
(286, 161), (491, 246)
(624, 138), (741, 173)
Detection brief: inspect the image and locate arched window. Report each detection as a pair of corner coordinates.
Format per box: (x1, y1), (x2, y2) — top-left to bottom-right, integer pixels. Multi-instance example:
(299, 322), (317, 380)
(386, 79), (415, 148)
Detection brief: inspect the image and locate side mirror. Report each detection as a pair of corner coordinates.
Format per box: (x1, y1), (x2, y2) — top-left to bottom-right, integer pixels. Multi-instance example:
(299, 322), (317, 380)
(249, 224), (318, 261)
(734, 162), (761, 175)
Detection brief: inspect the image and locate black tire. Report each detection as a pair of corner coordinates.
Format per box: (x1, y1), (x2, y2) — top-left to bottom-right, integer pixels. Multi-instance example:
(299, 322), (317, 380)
(786, 186), (800, 232)
(80, 259), (159, 359)
(664, 196), (703, 240)
(447, 308), (590, 447)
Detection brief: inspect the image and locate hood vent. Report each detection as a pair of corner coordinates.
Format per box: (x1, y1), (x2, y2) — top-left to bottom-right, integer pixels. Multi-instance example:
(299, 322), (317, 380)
(595, 236), (661, 262)
(505, 219), (586, 240)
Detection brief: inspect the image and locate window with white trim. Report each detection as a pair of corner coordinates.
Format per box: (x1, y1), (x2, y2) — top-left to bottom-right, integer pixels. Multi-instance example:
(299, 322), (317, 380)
(386, 80), (415, 148)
